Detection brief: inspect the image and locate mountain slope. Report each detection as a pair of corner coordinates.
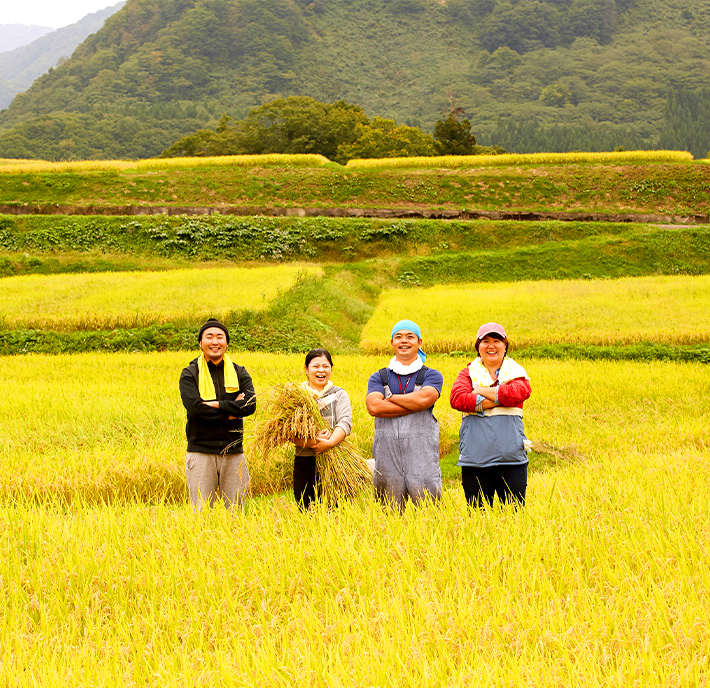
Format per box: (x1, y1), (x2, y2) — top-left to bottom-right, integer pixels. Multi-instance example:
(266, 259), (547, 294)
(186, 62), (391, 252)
(0, 0), (708, 160)
(0, 3), (126, 110)
(0, 25), (53, 53)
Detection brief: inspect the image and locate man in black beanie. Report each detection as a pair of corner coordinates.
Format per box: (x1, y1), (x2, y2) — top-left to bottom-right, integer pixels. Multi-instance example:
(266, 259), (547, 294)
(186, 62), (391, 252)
(179, 318), (256, 510)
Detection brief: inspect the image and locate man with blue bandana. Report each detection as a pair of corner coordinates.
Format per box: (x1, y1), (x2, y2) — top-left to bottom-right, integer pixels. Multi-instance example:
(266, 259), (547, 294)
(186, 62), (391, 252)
(366, 320), (443, 509)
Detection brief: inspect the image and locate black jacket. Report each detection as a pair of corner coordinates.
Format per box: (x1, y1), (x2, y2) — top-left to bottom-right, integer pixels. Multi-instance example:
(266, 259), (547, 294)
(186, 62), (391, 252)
(179, 357), (257, 454)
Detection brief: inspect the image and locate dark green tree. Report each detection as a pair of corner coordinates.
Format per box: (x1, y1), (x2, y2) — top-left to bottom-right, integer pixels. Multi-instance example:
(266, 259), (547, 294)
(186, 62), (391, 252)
(434, 114), (477, 155)
(162, 97), (369, 160)
(235, 97), (368, 159)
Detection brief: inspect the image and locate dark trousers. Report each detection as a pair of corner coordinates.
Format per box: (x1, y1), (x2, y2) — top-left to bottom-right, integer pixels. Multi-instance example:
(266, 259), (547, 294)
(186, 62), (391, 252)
(293, 454), (319, 510)
(461, 463), (528, 508)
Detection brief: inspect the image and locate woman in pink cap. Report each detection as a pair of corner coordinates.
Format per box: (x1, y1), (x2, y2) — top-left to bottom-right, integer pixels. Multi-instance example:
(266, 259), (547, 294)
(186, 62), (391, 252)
(449, 322), (532, 507)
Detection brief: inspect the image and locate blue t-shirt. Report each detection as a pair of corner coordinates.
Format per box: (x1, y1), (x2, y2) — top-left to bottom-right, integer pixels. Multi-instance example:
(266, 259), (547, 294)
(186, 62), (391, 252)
(367, 366), (443, 412)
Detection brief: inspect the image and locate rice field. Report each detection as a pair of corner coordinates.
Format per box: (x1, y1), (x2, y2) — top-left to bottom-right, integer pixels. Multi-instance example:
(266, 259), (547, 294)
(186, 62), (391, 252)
(345, 150), (695, 169)
(1, 351), (708, 502)
(0, 352), (437, 503)
(0, 265), (320, 330)
(3, 146), (709, 684)
(361, 274), (710, 353)
(2, 351), (710, 685)
(0, 150), (695, 176)
(0, 154), (332, 174)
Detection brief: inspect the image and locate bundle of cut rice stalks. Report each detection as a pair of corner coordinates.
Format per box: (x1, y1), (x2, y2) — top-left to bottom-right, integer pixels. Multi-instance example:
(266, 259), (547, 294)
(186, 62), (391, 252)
(252, 383), (372, 505)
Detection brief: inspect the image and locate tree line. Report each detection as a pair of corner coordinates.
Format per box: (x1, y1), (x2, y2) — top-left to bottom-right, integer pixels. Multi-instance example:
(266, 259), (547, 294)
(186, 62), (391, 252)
(161, 97), (501, 162)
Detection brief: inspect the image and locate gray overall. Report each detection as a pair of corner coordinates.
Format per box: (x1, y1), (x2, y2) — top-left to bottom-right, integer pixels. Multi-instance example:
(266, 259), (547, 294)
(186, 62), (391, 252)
(372, 370), (442, 509)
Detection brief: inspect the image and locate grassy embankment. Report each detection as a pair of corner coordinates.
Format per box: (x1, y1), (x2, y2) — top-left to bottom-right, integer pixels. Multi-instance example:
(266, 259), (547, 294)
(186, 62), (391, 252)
(0, 153), (708, 216)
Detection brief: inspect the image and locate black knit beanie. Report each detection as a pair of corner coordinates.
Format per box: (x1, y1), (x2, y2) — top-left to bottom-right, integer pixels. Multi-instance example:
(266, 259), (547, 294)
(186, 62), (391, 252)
(198, 318), (230, 344)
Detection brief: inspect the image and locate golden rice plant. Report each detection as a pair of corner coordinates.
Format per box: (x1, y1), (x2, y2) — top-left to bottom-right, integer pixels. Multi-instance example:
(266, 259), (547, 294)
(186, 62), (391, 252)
(251, 382), (372, 505)
(345, 150), (694, 169)
(361, 274), (710, 352)
(0, 265), (320, 331)
(2, 351), (709, 504)
(0, 153), (332, 174)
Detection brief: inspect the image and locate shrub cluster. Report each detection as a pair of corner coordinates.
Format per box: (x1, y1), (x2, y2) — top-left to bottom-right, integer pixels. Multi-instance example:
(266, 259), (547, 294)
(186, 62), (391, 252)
(0, 215), (423, 265)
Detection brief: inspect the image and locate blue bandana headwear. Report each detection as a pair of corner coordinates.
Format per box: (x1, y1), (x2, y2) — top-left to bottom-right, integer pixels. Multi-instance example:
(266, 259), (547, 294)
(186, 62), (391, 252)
(391, 319), (426, 362)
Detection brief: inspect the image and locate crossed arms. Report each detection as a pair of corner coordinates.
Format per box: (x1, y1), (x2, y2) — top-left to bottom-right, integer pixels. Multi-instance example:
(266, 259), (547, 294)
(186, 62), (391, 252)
(366, 386), (440, 418)
(449, 368), (531, 413)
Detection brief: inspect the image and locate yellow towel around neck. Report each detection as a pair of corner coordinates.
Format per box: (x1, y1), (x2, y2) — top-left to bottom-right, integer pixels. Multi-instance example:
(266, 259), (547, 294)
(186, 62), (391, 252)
(198, 352), (240, 401)
(468, 357), (528, 388)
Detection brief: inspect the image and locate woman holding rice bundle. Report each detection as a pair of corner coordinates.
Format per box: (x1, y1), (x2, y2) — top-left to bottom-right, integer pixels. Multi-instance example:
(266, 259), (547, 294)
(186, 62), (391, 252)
(293, 349), (353, 509)
(449, 322), (532, 507)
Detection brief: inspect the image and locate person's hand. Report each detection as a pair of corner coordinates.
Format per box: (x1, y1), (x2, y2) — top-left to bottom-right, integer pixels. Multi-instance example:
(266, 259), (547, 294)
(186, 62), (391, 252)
(310, 429), (332, 454)
(236, 393), (244, 400)
(311, 436), (333, 454)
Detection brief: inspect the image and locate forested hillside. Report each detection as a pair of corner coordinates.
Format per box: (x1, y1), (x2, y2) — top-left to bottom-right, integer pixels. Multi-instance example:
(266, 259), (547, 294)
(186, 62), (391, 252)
(0, 0), (708, 160)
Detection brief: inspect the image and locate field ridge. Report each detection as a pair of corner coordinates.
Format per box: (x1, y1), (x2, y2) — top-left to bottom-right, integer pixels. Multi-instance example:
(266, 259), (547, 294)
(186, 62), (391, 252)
(1, 203), (709, 225)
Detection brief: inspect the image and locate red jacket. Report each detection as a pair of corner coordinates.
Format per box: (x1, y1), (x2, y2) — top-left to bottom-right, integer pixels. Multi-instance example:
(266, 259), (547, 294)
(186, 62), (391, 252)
(449, 366), (531, 413)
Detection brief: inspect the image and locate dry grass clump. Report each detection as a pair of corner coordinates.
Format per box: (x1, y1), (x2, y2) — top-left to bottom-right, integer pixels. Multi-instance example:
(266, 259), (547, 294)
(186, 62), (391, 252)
(252, 382), (372, 505)
(345, 150), (694, 169)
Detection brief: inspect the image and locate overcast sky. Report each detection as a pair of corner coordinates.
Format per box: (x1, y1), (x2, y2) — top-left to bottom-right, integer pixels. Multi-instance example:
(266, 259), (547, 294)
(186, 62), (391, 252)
(1, 0), (118, 29)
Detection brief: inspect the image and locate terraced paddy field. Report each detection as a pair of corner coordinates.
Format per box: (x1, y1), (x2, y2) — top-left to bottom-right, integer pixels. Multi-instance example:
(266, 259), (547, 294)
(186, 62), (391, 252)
(361, 274), (710, 353)
(2, 156), (709, 685)
(0, 265), (319, 330)
(2, 351), (709, 686)
(2, 351), (708, 501)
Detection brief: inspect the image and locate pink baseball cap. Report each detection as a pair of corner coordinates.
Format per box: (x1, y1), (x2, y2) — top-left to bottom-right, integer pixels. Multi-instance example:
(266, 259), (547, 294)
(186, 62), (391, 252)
(475, 322), (507, 350)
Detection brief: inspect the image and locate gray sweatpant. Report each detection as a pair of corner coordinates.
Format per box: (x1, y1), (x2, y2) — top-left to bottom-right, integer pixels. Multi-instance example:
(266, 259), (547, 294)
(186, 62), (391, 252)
(372, 410), (442, 510)
(185, 451), (250, 511)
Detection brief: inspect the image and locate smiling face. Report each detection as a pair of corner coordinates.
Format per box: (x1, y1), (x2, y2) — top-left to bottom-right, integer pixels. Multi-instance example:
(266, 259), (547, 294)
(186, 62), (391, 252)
(305, 355), (332, 391)
(200, 327), (228, 364)
(478, 335), (507, 371)
(391, 330), (422, 365)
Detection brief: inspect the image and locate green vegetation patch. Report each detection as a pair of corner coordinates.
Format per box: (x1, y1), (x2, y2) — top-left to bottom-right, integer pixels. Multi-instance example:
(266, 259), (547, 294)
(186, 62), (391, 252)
(1, 216), (707, 279)
(1, 162), (708, 214)
(396, 226), (710, 285)
(0, 216), (633, 274)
